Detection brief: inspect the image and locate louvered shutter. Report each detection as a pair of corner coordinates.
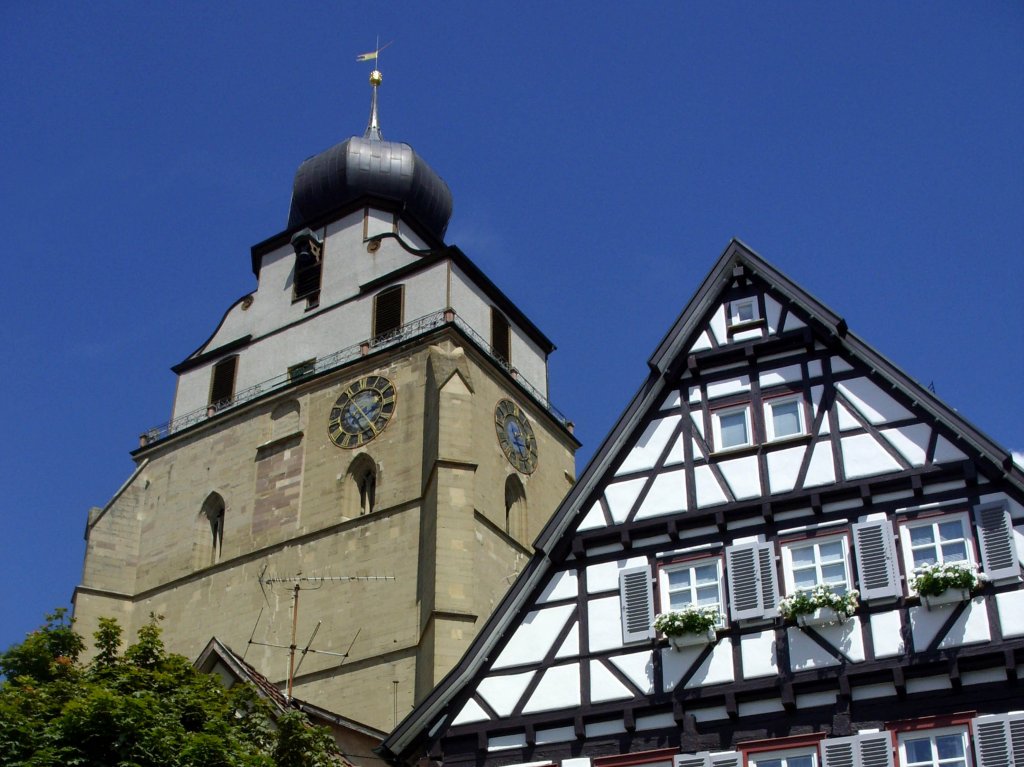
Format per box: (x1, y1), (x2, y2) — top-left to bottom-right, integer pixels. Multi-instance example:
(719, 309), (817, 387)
(726, 542), (778, 621)
(373, 286), (403, 338)
(822, 733), (893, 767)
(974, 503), (1021, 582)
(619, 565), (655, 643)
(674, 754), (709, 767)
(852, 520), (902, 600)
(705, 752), (741, 767)
(209, 356), (237, 406)
(973, 713), (1024, 767)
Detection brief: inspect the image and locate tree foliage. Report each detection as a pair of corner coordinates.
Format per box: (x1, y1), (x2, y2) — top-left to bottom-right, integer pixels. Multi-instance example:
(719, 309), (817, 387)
(0, 610), (344, 767)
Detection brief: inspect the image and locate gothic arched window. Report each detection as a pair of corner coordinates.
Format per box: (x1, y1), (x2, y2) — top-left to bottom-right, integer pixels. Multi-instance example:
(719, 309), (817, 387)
(346, 455), (378, 517)
(195, 492), (225, 568)
(505, 475), (527, 541)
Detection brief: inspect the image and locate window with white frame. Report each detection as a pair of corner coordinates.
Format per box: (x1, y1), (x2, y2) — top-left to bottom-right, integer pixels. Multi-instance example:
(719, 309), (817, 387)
(749, 747), (817, 767)
(712, 405), (752, 451)
(729, 298), (759, 325)
(898, 728), (970, 767)
(659, 559), (725, 625)
(781, 536), (851, 595)
(899, 514), (973, 575)
(765, 396), (806, 441)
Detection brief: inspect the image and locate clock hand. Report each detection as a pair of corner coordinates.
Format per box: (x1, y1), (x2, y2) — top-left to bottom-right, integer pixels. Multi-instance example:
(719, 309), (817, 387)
(349, 396), (380, 434)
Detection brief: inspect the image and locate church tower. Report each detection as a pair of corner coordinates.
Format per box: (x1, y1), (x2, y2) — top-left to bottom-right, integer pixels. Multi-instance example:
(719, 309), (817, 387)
(73, 69), (578, 730)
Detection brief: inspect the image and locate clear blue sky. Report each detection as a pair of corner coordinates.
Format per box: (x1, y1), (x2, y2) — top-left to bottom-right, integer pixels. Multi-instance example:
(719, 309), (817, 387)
(1, 2), (1021, 655)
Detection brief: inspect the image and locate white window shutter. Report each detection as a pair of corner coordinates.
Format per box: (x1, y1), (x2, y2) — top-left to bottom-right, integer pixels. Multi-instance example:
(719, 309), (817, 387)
(726, 543), (776, 621)
(822, 732), (893, 767)
(974, 503), (1021, 582)
(674, 754), (710, 767)
(852, 519), (902, 600)
(619, 565), (654, 643)
(705, 751), (741, 767)
(973, 713), (1024, 767)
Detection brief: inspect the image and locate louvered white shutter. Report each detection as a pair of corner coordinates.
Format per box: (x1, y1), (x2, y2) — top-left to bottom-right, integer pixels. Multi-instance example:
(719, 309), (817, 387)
(726, 543), (777, 621)
(821, 732), (893, 767)
(973, 713), (1024, 767)
(974, 503), (1021, 582)
(619, 565), (655, 643)
(852, 520), (902, 600)
(674, 754), (709, 767)
(706, 751), (741, 767)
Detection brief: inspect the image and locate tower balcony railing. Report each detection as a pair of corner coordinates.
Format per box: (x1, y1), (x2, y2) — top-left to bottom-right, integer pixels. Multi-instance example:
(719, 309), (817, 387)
(139, 309), (571, 446)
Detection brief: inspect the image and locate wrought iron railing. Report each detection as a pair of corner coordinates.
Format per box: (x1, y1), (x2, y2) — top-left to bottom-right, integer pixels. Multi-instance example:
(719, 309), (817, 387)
(139, 309), (570, 446)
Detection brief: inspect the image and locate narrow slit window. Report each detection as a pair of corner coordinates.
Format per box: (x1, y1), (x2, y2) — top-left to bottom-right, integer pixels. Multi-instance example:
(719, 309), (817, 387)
(491, 308), (511, 365)
(373, 285), (404, 338)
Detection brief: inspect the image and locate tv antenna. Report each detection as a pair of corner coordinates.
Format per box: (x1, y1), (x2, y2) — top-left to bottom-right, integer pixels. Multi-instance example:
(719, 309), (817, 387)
(247, 568), (395, 700)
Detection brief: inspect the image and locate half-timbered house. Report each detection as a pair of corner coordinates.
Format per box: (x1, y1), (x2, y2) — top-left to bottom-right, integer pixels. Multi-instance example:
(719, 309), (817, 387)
(380, 240), (1024, 767)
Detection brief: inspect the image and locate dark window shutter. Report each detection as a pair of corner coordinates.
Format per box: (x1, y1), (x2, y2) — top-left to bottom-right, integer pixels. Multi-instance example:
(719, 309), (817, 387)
(491, 308), (511, 365)
(619, 565), (654, 643)
(974, 502), (1020, 582)
(973, 713), (1024, 767)
(726, 542), (777, 621)
(852, 519), (902, 600)
(374, 286), (403, 337)
(293, 253), (322, 300)
(209, 357), (237, 406)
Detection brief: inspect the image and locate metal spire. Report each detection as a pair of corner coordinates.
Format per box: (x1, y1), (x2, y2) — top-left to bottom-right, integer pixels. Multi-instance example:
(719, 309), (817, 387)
(364, 68), (383, 141)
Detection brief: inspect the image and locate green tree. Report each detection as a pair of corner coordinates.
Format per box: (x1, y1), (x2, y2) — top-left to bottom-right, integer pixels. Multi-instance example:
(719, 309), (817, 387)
(0, 610), (344, 767)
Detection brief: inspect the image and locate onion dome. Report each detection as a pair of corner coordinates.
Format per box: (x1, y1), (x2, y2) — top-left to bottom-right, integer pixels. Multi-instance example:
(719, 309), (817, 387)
(287, 69), (453, 240)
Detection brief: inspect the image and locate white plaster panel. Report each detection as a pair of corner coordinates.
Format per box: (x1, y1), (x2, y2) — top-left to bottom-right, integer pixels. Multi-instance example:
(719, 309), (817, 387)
(765, 295), (782, 334)
(492, 604), (575, 669)
(635, 468), (687, 519)
(811, 385), (829, 434)
(718, 455), (762, 500)
(609, 650), (655, 694)
(709, 306), (727, 345)
(690, 706), (729, 722)
(686, 643), (735, 689)
(804, 441), (838, 488)
(585, 720), (626, 737)
(536, 727), (576, 746)
(870, 611), (905, 658)
(797, 691), (838, 709)
(488, 733), (527, 751)
(706, 375), (751, 400)
(767, 445), (805, 494)
(477, 671), (535, 717)
(452, 698), (489, 725)
(906, 676), (952, 694)
(587, 596), (624, 653)
(692, 438), (707, 461)
(740, 630), (778, 678)
(837, 378), (913, 425)
(732, 327), (762, 342)
(783, 312), (806, 331)
(996, 591), (1024, 637)
(841, 434), (902, 479)
(830, 356), (853, 373)
(908, 604), (946, 649)
(694, 465), (728, 507)
(562, 757), (593, 767)
(851, 682), (897, 701)
(836, 402), (860, 431)
(787, 627), (841, 671)
(538, 570), (579, 604)
(690, 410), (705, 439)
(662, 390), (682, 410)
(604, 478), (646, 523)
(759, 365), (802, 389)
(808, 360), (823, 378)
(937, 598), (991, 648)
(664, 437), (686, 467)
(880, 424), (931, 467)
(738, 699), (786, 716)
(689, 386), (702, 404)
(555, 622), (580, 659)
(577, 502), (607, 532)
(589, 660), (636, 703)
(587, 543), (624, 557)
(617, 416), (680, 475)
(933, 435), (967, 463)
(635, 712), (676, 731)
(586, 557), (649, 594)
(690, 331), (713, 353)
(522, 663), (581, 714)
(816, 617), (865, 662)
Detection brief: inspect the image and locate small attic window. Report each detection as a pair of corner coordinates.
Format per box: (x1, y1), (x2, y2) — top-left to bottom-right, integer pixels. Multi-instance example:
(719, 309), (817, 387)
(491, 308), (511, 365)
(373, 285), (404, 339)
(288, 359), (316, 382)
(729, 298), (759, 325)
(291, 229), (323, 309)
(209, 356), (238, 409)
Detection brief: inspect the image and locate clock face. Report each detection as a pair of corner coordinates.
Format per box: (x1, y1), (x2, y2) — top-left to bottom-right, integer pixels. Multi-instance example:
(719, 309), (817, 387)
(328, 375), (397, 448)
(495, 399), (538, 474)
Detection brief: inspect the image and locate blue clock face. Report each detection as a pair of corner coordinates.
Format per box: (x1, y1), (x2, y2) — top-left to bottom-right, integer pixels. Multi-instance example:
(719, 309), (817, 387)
(329, 376), (396, 448)
(495, 399), (538, 473)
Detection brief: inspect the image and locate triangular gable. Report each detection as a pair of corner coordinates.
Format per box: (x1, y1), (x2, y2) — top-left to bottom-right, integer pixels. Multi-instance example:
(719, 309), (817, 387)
(380, 239), (1024, 764)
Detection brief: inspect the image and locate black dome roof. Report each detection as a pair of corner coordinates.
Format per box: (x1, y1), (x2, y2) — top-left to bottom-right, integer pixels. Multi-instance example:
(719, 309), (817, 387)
(287, 134), (453, 240)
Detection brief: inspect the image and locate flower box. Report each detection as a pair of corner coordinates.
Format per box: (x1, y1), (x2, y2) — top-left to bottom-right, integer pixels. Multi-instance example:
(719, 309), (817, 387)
(668, 628), (717, 650)
(922, 588), (969, 610)
(795, 607), (844, 628)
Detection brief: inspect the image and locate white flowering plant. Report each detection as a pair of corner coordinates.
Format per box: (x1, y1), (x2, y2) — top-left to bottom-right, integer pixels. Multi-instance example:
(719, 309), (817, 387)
(779, 584), (859, 621)
(909, 561), (985, 597)
(652, 605), (721, 636)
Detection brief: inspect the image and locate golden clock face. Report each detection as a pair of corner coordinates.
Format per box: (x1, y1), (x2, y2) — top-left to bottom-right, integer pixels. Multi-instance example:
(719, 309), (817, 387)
(495, 399), (538, 474)
(328, 375), (396, 448)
